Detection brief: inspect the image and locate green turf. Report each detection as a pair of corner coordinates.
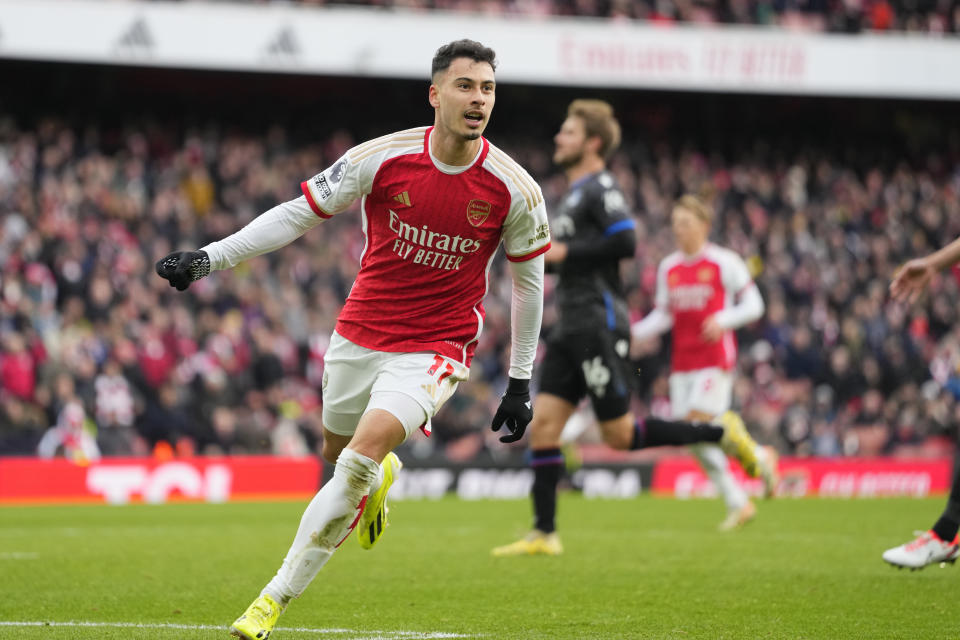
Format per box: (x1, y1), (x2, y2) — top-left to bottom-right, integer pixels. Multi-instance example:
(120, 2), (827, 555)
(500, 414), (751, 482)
(0, 496), (957, 639)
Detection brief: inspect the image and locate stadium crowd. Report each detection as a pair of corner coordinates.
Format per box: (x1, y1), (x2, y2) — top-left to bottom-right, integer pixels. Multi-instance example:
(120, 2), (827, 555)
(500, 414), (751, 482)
(178, 0), (960, 34)
(1, 111), (959, 461)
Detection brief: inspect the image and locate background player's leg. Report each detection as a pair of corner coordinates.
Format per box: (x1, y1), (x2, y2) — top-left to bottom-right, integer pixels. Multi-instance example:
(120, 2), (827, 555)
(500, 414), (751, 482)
(602, 413), (725, 450)
(262, 412), (405, 605)
(528, 393), (576, 534)
(932, 449), (960, 543)
(686, 408), (752, 528)
(597, 413), (637, 450)
(607, 412), (771, 487)
(493, 393), (573, 556)
(672, 370), (758, 528)
(882, 452), (960, 568)
(593, 409), (761, 532)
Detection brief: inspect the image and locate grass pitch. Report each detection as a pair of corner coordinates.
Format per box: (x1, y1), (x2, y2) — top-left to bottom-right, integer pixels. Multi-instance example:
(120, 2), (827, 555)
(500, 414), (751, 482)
(1, 495), (957, 639)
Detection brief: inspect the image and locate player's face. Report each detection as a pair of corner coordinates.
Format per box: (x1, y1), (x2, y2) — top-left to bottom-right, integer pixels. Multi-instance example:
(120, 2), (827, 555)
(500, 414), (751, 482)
(671, 205), (708, 253)
(429, 58), (496, 141)
(553, 116), (587, 168)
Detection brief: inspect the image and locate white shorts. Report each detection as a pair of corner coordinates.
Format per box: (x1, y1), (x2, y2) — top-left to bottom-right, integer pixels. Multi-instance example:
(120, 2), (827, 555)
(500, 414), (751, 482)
(321, 332), (469, 439)
(669, 368), (733, 419)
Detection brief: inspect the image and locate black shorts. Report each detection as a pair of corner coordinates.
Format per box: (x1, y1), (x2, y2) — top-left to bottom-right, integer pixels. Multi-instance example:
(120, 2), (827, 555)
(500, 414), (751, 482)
(537, 328), (635, 421)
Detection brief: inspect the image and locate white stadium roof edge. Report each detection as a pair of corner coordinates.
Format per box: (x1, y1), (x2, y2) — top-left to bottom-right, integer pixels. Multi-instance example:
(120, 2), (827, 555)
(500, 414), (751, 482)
(0, 0), (958, 99)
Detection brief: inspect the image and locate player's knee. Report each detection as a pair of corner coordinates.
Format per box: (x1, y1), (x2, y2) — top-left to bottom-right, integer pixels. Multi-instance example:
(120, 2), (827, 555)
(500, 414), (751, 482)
(601, 430), (631, 451)
(599, 415), (634, 450)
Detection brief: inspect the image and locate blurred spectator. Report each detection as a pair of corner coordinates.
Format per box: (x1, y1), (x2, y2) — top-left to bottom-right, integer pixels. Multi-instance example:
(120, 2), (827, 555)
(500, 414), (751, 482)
(36, 397), (100, 463)
(93, 358), (139, 455)
(137, 382), (194, 454)
(0, 331), (37, 400)
(0, 395), (46, 453)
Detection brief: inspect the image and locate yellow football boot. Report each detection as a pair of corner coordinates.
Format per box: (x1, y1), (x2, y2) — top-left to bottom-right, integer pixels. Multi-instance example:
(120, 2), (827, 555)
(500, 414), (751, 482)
(229, 593), (284, 640)
(717, 411), (760, 476)
(358, 452), (402, 550)
(492, 531), (563, 557)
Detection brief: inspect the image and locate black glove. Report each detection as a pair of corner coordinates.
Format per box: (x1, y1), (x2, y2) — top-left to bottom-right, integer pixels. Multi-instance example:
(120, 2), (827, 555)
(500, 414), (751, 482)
(155, 250), (211, 291)
(491, 377), (533, 443)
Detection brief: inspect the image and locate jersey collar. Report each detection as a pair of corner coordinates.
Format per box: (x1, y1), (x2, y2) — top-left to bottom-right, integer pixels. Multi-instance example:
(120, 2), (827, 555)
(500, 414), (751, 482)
(424, 126), (489, 175)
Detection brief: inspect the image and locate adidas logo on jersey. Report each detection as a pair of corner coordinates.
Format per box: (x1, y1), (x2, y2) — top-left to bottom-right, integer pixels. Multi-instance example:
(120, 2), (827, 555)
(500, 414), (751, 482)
(391, 191), (411, 207)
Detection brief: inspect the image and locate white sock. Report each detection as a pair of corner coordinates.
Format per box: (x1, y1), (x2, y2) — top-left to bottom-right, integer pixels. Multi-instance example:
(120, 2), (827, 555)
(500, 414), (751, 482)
(263, 448), (379, 604)
(690, 442), (748, 511)
(367, 462), (385, 497)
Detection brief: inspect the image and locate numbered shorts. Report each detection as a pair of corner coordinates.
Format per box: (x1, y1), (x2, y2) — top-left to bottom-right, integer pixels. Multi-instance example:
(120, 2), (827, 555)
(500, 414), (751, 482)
(321, 332), (469, 439)
(668, 368), (733, 419)
(538, 328), (634, 421)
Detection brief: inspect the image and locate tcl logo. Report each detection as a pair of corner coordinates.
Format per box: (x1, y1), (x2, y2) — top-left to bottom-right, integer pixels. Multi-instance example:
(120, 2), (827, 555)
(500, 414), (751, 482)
(86, 462), (232, 504)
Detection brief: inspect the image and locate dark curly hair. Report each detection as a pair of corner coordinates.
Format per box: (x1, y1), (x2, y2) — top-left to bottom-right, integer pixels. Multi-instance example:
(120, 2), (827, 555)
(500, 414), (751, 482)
(431, 39), (497, 79)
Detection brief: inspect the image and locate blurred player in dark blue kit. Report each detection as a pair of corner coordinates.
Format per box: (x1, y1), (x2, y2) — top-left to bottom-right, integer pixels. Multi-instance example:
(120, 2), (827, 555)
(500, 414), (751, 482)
(492, 99), (774, 556)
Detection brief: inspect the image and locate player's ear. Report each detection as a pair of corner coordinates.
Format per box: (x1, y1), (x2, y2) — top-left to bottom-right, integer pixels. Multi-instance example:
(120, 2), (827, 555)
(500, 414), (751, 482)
(428, 83), (440, 109)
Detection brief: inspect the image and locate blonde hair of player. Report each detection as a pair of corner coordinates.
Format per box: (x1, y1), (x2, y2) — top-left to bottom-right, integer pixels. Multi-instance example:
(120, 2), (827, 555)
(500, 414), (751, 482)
(671, 193), (713, 255)
(567, 99), (622, 159)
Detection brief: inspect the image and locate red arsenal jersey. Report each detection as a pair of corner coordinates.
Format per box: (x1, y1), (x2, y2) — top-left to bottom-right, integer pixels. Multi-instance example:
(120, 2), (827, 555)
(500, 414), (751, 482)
(654, 244), (753, 372)
(301, 126), (550, 366)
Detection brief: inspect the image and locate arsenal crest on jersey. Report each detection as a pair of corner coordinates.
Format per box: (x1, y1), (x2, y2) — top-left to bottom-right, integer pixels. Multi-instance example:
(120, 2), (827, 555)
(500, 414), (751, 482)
(466, 199), (492, 227)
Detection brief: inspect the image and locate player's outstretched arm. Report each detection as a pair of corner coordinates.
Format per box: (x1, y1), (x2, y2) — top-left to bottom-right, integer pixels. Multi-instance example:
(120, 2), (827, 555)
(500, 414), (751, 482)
(155, 196), (322, 291)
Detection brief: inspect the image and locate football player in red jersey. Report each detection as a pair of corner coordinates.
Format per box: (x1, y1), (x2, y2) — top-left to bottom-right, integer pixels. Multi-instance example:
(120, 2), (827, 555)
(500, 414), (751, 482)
(157, 39), (551, 639)
(630, 194), (777, 531)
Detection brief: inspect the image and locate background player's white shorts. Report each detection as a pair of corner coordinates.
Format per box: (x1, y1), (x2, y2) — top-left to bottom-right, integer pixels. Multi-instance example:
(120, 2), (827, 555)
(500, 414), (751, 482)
(321, 332), (469, 439)
(669, 368), (733, 419)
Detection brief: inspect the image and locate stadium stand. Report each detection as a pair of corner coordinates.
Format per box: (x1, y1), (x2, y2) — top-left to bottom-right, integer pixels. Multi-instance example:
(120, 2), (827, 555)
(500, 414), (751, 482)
(128, 0), (960, 34)
(1, 57), (958, 463)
